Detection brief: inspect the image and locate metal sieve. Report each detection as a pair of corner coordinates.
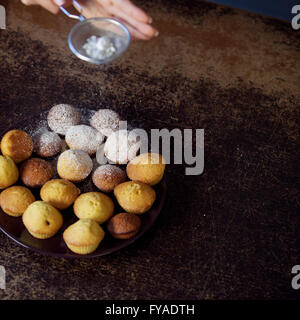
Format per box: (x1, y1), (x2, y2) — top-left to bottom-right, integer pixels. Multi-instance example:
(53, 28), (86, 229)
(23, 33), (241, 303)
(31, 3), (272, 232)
(60, 1), (131, 64)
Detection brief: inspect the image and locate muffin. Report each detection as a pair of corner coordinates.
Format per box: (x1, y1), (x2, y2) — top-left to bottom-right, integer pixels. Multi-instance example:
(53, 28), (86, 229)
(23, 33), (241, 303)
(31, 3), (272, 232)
(107, 213), (141, 239)
(0, 186), (35, 217)
(1, 129), (33, 163)
(22, 201), (63, 239)
(20, 158), (54, 188)
(0, 155), (19, 189)
(47, 104), (80, 135)
(90, 109), (120, 137)
(57, 149), (93, 182)
(65, 125), (104, 155)
(33, 129), (62, 157)
(92, 165), (126, 193)
(104, 130), (141, 164)
(114, 181), (156, 214)
(73, 192), (114, 224)
(40, 179), (80, 210)
(127, 153), (165, 186)
(63, 219), (105, 254)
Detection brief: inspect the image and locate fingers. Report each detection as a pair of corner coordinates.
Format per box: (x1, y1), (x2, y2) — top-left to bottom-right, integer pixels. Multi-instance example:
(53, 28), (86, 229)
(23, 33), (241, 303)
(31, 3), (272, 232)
(21, 0), (60, 14)
(118, 19), (154, 40)
(74, 1), (108, 18)
(107, 2), (158, 39)
(117, 14), (157, 39)
(74, 0), (159, 40)
(114, 0), (151, 24)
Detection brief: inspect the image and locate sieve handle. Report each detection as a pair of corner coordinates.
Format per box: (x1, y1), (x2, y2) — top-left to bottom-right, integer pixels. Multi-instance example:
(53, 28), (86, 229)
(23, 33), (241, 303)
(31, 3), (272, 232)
(60, 0), (85, 22)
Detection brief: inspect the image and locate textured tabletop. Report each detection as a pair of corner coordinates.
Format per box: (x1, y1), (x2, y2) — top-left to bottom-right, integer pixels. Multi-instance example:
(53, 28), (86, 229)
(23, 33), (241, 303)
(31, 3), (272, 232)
(0, 0), (299, 299)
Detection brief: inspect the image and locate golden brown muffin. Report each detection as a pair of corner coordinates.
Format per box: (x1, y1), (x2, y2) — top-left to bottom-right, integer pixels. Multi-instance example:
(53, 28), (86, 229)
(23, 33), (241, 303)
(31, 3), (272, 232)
(57, 149), (93, 182)
(73, 192), (114, 224)
(114, 181), (156, 214)
(33, 129), (62, 158)
(126, 153), (165, 186)
(40, 179), (80, 210)
(0, 186), (35, 217)
(107, 213), (141, 239)
(22, 201), (63, 239)
(1, 129), (33, 163)
(63, 219), (105, 254)
(92, 165), (127, 193)
(20, 158), (54, 188)
(0, 155), (19, 189)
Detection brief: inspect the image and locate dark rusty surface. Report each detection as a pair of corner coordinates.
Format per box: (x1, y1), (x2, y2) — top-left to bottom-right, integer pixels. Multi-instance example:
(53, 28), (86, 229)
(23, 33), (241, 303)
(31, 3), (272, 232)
(0, 0), (299, 299)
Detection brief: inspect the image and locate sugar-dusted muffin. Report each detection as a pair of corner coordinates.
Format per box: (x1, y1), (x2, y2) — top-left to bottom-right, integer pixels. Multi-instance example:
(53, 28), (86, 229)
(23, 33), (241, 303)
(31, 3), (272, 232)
(57, 149), (93, 182)
(20, 158), (54, 188)
(1, 129), (33, 163)
(40, 179), (80, 210)
(63, 219), (105, 254)
(0, 155), (19, 189)
(126, 153), (165, 186)
(90, 109), (120, 137)
(47, 104), (80, 135)
(73, 192), (114, 224)
(22, 201), (63, 239)
(33, 129), (62, 157)
(107, 213), (141, 239)
(65, 125), (104, 155)
(0, 186), (35, 217)
(104, 130), (141, 164)
(114, 181), (156, 214)
(92, 165), (126, 193)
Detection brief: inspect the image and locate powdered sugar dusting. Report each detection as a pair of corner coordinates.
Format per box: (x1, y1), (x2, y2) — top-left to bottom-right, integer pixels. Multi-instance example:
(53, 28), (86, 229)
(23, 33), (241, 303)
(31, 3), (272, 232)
(33, 129), (62, 157)
(47, 104), (80, 135)
(104, 130), (141, 164)
(60, 149), (92, 173)
(94, 164), (125, 180)
(92, 164), (127, 192)
(90, 109), (120, 137)
(65, 125), (104, 155)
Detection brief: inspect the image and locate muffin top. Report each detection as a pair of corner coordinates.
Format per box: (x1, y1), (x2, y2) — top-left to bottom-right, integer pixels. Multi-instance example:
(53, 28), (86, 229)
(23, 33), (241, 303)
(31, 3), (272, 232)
(73, 192), (114, 224)
(114, 181), (156, 214)
(0, 185), (35, 216)
(126, 152), (166, 186)
(40, 179), (80, 210)
(22, 201), (63, 235)
(107, 213), (141, 238)
(47, 104), (80, 135)
(20, 158), (54, 188)
(90, 109), (120, 137)
(104, 130), (141, 164)
(57, 149), (93, 181)
(0, 155), (19, 189)
(63, 219), (105, 246)
(65, 125), (104, 155)
(92, 165), (126, 192)
(33, 129), (62, 157)
(1, 129), (33, 163)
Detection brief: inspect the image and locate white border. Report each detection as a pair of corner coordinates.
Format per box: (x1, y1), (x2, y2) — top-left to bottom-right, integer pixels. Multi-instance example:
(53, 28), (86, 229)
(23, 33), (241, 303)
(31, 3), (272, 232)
(0, 5), (6, 30)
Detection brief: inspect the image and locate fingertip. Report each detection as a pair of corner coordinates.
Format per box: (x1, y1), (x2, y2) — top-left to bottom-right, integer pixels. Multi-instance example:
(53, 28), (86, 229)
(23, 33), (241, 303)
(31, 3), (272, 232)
(54, 0), (65, 6)
(141, 24), (159, 39)
(20, 0), (31, 6)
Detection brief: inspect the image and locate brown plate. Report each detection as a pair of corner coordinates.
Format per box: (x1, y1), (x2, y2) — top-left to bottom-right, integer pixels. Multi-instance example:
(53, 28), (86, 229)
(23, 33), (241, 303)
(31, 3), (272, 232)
(0, 116), (167, 258)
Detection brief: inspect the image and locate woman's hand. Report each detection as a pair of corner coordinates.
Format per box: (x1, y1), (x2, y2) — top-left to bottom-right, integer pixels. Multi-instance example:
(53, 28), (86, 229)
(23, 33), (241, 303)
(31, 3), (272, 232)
(20, 0), (158, 40)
